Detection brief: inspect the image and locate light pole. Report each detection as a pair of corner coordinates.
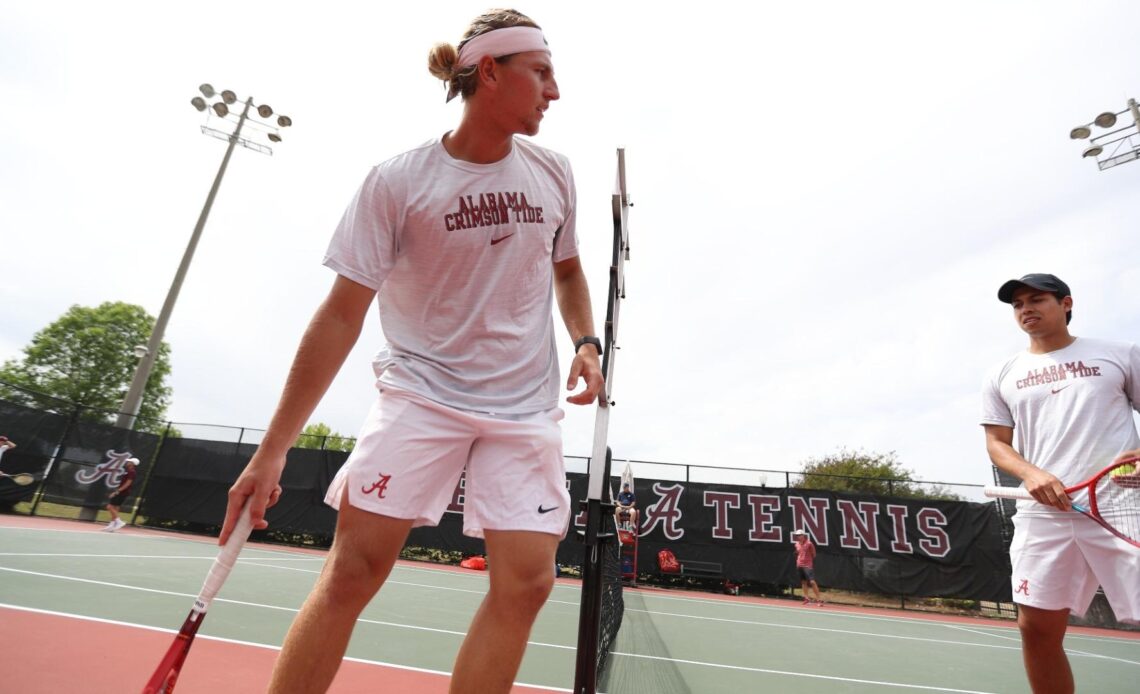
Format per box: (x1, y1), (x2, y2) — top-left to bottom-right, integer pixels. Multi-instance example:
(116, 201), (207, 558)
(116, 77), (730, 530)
(114, 84), (292, 431)
(1069, 97), (1140, 171)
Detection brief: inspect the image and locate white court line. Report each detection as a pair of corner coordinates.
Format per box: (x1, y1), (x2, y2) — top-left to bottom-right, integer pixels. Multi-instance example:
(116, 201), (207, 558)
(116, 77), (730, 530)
(622, 588), (1140, 645)
(608, 651), (1002, 693)
(0, 603), (568, 693)
(6, 565), (1131, 690)
(935, 624), (1140, 667)
(239, 559), (582, 608)
(943, 624), (1021, 643)
(0, 574), (1005, 693)
(7, 526), (1138, 653)
(622, 606), (1023, 653)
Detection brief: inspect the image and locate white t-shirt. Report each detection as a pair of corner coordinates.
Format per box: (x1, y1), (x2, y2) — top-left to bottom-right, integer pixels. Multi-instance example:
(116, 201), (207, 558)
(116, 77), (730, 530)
(980, 337), (1140, 516)
(324, 135), (579, 414)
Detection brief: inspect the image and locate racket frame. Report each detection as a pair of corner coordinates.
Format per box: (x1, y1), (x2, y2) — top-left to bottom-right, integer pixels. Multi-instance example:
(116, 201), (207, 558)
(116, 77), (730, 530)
(984, 457), (1140, 548)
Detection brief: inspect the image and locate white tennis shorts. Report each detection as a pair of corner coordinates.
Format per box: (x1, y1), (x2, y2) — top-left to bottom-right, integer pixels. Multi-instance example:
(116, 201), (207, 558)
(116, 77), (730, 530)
(324, 387), (571, 539)
(1010, 512), (1140, 623)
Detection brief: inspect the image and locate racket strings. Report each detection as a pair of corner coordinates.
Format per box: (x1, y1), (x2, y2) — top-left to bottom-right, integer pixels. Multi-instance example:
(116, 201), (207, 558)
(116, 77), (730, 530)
(1093, 472), (1140, 543)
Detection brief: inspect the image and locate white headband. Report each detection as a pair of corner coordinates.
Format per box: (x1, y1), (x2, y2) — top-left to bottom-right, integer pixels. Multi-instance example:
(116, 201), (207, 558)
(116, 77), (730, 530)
(457, 26), (550, 68)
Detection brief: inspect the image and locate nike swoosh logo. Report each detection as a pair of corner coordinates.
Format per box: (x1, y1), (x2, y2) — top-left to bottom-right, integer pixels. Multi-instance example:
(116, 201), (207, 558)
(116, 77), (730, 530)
(1051, 385), (1071, 395)
(537, 505), (559, 514)
(490, 233), (515, 246)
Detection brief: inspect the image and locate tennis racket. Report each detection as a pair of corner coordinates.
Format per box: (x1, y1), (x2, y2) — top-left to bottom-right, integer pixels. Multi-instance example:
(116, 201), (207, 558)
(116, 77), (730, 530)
(141, 500), (254, 693)
(984, 457), (1140, 548)
(0, 471), (35, 485)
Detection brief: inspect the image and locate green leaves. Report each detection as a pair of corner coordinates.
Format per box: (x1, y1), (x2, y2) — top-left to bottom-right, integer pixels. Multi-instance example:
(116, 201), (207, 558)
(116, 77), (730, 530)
(293, 422), (355, 452)
(0, 302), (172, 432)
(797, 448), (960, 500)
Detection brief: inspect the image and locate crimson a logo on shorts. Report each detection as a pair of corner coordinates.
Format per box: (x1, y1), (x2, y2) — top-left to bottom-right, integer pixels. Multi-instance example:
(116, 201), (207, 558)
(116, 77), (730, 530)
(1015, 579), (1030, 596)
(362, 473), (392, 498)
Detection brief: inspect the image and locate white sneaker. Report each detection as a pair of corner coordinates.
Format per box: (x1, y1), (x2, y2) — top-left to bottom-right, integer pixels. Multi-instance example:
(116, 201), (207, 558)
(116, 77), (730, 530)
(106, 519), (126, 532)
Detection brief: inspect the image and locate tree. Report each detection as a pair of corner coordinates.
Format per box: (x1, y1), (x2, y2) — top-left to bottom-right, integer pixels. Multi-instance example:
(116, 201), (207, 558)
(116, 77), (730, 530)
(796, 448), (961, 500)
(0, 302), (172, 432)
(294, 422), (356, 453)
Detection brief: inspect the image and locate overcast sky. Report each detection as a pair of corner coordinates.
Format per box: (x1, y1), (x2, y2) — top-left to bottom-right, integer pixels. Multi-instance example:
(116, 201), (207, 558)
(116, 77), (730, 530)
(3, 1), (1139, 491)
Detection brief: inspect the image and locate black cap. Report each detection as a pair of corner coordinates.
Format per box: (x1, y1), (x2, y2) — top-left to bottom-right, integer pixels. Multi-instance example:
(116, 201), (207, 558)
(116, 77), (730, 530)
(997, 273), (1072, 324)
(997, 274), (1071, 303)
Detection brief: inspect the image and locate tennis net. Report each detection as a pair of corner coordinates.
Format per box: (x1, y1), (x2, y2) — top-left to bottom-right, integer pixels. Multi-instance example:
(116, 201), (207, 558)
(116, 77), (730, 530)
(597, 509), (625, 679)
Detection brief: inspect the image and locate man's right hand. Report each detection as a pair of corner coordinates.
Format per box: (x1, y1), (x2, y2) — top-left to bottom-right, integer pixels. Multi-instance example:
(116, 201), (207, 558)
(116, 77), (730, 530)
(1022, 467), (1071, 511)
(220, 455), (284, 545)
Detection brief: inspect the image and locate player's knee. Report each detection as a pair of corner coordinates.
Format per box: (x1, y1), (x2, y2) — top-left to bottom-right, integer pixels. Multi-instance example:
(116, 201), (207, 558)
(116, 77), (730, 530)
(492, 569), (554, 617)
(1017, 608), (1067, 647)
(322, 550), (393, 602)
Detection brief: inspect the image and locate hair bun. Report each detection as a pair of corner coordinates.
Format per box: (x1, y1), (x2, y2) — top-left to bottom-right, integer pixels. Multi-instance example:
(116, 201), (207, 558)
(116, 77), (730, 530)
(427, 42), (459, 81)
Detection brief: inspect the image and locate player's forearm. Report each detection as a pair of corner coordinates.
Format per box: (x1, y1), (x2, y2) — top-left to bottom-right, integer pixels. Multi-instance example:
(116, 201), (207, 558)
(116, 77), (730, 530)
(986, 438), (1039, 482)
(553, 258), (596, 343)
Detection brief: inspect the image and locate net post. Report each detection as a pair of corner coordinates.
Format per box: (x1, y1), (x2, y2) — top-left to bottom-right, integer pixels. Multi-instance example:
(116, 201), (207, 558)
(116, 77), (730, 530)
(573, 446), (616, 693)
(574, 149), (631, 693)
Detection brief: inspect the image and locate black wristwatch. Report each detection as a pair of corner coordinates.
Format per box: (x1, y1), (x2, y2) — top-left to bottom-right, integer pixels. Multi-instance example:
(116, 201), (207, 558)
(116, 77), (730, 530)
(574, 335), (603, 356)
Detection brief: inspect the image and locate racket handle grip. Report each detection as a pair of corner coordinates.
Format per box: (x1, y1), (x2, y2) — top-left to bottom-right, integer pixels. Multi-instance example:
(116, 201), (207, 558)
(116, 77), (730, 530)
(983, 485), (1033, 501)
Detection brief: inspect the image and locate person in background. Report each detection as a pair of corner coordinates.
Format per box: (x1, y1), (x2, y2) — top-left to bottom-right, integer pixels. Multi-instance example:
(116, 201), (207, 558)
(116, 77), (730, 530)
(615, 482), (637, 530)
(0, 436), (16, 465)
(104, 457), (138, 532)
(792, 529), (823, 606)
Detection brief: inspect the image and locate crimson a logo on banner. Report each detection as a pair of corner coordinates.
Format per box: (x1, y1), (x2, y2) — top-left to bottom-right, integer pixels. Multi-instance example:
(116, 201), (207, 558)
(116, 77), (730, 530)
(75, 450), (135, 489)
(573, 477), (961, 561)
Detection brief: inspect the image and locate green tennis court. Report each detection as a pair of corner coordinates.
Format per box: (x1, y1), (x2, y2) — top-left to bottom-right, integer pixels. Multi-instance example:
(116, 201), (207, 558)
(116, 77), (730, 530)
(1, 517), (1137, 693)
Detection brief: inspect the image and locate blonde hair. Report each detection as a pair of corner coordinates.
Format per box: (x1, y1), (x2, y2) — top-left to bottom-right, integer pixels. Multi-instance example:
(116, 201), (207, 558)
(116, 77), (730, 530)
(427, 8), (540, 101)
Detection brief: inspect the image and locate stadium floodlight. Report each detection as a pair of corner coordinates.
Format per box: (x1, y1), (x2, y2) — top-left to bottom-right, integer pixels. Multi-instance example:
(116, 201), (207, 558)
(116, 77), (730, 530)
(277, 115), (292, 127)
(1094, 111), (1117, 128)
(257, 104), (273, 118)
(1069, 97), (1140, 171)
(115, 85), (292, 435)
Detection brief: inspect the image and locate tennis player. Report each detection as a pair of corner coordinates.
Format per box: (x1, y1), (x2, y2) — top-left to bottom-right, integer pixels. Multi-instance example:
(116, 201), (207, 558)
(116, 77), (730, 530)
(981, 273), (1140, 693)
(0, 436), (15, 463)
(103, 457), (138, 532)
(221, 9), (602, 693)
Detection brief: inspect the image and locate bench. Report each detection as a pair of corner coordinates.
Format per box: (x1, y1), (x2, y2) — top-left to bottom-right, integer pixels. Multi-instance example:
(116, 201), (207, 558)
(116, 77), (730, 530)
(679, 560), (724, 579)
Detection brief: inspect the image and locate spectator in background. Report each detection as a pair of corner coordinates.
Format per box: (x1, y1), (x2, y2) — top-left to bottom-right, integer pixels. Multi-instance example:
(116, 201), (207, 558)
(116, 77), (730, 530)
(792, 529), (823, 606)
(104, 457), (138, 532)
(615, 482), (638, 530)
(0, 436), (16, 465)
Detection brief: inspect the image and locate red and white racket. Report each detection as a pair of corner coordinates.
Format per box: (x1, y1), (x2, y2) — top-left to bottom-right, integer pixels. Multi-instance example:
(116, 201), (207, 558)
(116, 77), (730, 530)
(984, 457), (1140, 548)
(141, 501), (254, 693)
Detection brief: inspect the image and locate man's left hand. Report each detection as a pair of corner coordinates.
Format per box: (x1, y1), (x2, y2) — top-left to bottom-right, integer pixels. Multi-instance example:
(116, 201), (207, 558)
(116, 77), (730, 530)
(566, 349), (604, 405)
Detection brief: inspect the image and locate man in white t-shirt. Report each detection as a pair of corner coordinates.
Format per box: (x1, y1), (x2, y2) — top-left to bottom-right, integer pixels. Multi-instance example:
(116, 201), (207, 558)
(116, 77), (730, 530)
(981, 273), (1140, 694)
(221, 10), (603, 693)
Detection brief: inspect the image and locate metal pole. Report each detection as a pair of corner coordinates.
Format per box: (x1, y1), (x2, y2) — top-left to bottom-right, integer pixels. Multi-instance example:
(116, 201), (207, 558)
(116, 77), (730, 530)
(115, 97), (255, 430)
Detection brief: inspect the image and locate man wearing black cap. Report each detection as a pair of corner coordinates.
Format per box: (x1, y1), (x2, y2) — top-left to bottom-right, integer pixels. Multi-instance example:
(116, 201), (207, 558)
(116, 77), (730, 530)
(981, 273), (1140, 693)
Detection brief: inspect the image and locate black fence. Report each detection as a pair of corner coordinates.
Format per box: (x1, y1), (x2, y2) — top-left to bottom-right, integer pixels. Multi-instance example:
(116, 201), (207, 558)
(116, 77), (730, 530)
(4, 389), (1132, 629)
